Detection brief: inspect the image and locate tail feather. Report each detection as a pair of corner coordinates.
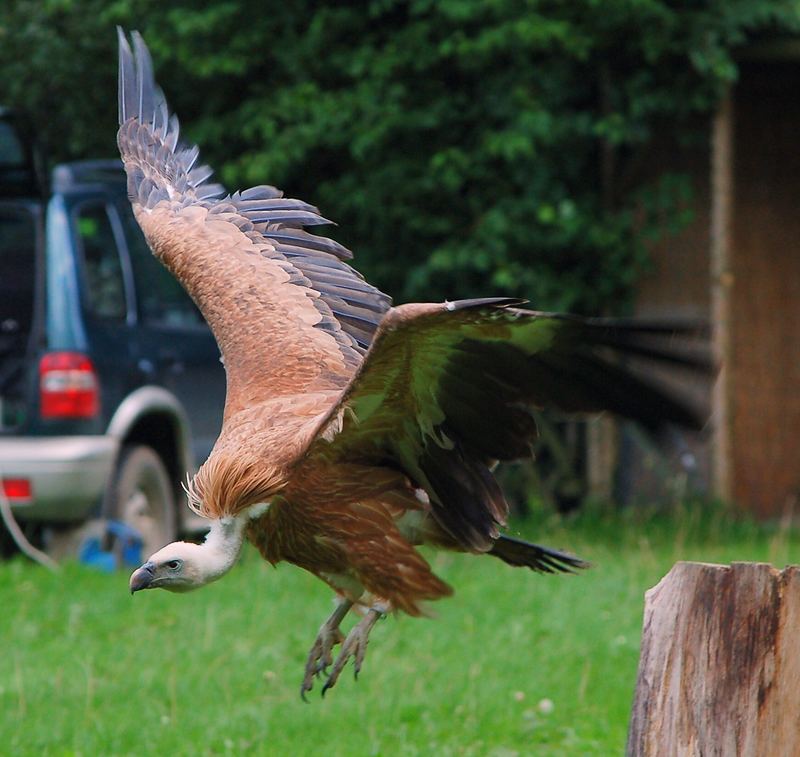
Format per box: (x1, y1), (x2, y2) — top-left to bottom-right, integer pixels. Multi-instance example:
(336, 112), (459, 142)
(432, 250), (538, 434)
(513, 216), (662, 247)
(488, 534), (588, 573)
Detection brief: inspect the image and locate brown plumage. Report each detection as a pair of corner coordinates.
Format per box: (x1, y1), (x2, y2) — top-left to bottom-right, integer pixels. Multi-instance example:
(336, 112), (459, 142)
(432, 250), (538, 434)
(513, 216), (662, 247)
(119, 30), (711, 697)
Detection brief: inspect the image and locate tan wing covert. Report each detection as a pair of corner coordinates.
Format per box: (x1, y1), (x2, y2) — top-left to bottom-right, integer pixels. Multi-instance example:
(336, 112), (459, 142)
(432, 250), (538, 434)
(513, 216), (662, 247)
(116, 30), (391, 414)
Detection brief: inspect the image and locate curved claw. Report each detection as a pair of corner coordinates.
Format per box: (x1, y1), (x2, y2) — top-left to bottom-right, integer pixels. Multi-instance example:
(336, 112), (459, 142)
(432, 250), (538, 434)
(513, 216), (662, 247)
(320, 608), (383, 696)
(299, 598), (353, 700)
(315, 662), (329, 678)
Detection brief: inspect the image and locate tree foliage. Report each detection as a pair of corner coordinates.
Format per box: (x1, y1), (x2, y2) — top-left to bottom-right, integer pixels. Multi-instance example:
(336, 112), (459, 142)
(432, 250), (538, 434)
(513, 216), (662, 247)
(2, 0), (799, 310)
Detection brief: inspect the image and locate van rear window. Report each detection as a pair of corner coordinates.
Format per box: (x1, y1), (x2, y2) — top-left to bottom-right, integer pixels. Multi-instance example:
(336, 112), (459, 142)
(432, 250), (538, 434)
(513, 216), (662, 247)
(0, 205), (36, 354)
(0, 121), (25, 167)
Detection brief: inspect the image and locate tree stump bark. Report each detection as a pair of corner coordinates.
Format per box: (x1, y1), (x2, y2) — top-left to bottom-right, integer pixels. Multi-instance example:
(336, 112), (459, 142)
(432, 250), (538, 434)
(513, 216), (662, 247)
(627, 561), (800, 757)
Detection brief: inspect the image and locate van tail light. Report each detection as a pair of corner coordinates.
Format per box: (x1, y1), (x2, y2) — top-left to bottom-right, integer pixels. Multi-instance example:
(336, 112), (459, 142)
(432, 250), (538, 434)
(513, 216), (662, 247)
(2, 478), (32, 501)
(39, 352), (99, 419)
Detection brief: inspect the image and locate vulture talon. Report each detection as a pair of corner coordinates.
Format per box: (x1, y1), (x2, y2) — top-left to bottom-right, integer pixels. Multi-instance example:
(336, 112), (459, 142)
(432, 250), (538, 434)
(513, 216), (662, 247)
(314, 661), (330, 679)
(300, 599), (353, 699)
(321, 608), (383, 695)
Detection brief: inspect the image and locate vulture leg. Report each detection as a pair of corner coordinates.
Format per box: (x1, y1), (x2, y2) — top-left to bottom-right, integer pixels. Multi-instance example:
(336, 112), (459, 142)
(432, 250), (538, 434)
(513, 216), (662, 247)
(321, 605), (385, 696)
(300, 597), (353, 701)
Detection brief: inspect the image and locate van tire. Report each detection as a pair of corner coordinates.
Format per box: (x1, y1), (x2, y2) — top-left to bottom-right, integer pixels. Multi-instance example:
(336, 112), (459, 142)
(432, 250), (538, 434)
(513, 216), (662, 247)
(106, 444), (176, 558)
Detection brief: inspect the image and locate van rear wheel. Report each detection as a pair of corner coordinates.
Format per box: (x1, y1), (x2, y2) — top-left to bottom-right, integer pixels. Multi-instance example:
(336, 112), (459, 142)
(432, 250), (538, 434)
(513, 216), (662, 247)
(107, 445), (176, 558)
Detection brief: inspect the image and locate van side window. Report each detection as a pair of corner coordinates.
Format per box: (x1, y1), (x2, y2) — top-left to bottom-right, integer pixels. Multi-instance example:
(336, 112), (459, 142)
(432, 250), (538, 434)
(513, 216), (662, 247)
(76, 203), (127, 320)
(119, 205), (204, 328)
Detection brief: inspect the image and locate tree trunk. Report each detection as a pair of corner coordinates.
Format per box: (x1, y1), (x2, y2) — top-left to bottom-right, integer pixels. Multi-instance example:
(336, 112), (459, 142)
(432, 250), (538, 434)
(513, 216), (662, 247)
(627, 561), (800, 757)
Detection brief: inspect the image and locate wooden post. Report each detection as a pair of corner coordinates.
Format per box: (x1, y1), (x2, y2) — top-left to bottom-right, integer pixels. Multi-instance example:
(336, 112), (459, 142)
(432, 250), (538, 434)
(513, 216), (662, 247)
(585, 415), (616, 501)
(627, 562), (800, 756)
(709, 88), (734, 503)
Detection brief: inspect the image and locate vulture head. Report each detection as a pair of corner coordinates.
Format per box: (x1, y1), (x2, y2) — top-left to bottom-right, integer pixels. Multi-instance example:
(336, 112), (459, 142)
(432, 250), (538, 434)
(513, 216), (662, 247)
(129, 541), (216, 593)
(130, 516), (249, 594)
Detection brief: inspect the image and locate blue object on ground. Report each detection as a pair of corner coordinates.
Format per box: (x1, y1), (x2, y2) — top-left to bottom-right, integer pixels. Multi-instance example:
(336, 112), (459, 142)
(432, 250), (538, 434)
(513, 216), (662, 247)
(79, 520), (143, 571)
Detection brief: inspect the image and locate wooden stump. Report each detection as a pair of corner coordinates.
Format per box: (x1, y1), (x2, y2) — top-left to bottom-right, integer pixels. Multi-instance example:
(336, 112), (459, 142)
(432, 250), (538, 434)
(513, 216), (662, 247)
(627, 562), (800, 757)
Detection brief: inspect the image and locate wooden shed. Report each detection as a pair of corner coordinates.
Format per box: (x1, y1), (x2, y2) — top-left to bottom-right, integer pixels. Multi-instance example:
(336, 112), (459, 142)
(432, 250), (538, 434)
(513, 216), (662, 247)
(634, 43), (800, 518)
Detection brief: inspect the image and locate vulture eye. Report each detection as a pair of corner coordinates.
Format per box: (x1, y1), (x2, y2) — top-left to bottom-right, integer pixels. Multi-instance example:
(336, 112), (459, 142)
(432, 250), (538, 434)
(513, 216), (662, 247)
(166, 560), (181, 571)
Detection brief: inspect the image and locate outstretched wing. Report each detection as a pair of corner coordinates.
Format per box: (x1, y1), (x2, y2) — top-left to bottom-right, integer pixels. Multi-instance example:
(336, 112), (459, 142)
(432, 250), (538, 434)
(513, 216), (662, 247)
(301, 298), (711, 551)
(116, 30), (390, 416)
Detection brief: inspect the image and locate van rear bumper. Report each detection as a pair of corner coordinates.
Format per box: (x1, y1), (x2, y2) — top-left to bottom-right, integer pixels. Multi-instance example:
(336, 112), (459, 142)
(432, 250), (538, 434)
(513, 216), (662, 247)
(0, 436), (118, 521)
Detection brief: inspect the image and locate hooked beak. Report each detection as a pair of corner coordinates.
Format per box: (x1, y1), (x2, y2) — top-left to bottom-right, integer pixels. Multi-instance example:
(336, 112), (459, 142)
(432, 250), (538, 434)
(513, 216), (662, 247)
(129, 561), (156, 594)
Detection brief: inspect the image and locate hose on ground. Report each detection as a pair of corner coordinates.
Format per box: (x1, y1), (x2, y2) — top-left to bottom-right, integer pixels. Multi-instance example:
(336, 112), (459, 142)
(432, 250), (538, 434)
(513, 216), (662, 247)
(0, 483), (60, 571)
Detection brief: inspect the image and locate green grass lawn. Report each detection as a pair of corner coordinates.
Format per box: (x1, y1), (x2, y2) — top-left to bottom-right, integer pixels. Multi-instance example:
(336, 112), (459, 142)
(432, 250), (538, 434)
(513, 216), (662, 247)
(1, 504), (798, 756)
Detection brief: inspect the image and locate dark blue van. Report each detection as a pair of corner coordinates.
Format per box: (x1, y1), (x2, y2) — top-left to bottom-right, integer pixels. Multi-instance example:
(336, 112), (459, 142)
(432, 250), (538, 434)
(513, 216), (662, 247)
(0, 112), (225, 557)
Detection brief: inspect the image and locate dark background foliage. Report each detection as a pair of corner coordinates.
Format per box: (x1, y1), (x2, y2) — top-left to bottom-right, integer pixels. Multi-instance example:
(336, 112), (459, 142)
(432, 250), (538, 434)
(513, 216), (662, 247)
(2, 0), (798, 310)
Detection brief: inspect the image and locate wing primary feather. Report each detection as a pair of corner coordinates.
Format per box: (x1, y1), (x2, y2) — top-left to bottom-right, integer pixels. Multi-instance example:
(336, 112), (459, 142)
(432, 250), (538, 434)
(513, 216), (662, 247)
(249, 211), (333, 226)
(594, 338), (712, 372)
(294, 264), (369, 288)
(155, 93), (169, 137)
(448, 297), (528, 311)
(187, 164), (214, 187)
(180, 145), (200, 174)
(236, 198), (320, 214)
(329, 308), (384, 331)
(313, 288), (390, 314)
(131, 31), (155, 124)
(488, 536), (589, 573)
(165, 114), (180, 151)
(586, 316), (710, 338)
(261, 228), (353, 258)
(240, 185), (284, 200)
(195, 183), (226, 200)
(116, 27), (134, 125)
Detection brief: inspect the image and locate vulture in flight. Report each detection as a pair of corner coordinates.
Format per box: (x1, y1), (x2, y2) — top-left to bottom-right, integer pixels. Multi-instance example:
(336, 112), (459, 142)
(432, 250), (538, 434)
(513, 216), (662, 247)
(120, 30), (708, 698)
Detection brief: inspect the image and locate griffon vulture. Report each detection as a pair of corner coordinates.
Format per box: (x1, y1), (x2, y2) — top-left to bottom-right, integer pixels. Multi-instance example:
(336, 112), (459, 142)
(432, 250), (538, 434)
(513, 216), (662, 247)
(119, 30), (708, 698)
